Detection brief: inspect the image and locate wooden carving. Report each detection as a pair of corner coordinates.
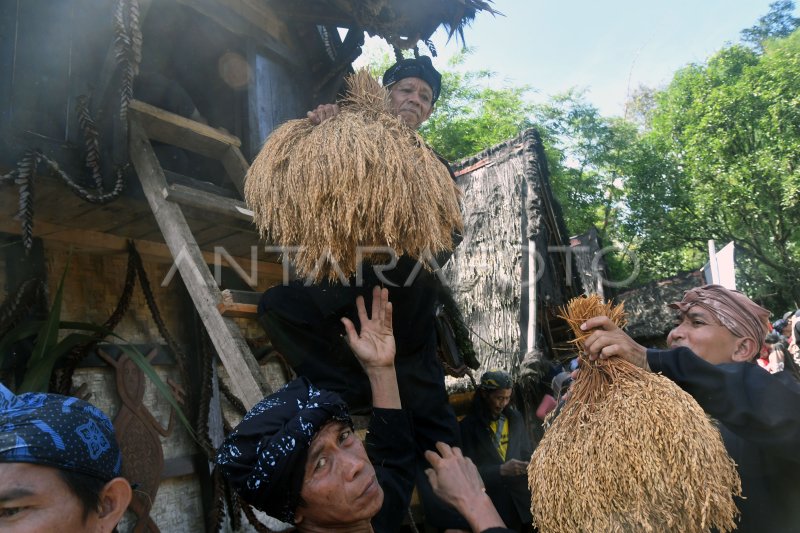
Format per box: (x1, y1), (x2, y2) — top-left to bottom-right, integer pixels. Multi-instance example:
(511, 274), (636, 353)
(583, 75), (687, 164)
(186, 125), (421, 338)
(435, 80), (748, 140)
(98, 347), (180, 533)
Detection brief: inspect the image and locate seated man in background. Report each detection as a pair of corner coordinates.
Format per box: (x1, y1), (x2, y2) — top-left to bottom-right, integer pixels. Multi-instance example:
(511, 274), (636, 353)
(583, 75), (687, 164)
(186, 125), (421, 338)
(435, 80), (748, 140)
(458, 370), (534, 532)
(0, 383), (132, 531)
(582, 284), (800, 533)
(217, 287), (416, 532)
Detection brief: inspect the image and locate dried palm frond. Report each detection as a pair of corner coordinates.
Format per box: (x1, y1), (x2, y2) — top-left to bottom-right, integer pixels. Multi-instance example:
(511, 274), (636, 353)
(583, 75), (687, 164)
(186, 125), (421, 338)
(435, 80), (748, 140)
(528, 295), (741, 533)
(245, 69), (462, 282)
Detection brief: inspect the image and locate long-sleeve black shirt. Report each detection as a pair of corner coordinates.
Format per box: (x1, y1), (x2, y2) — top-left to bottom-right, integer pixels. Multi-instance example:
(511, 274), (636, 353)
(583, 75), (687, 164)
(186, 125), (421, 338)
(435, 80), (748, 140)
(647, 347), (800, 532)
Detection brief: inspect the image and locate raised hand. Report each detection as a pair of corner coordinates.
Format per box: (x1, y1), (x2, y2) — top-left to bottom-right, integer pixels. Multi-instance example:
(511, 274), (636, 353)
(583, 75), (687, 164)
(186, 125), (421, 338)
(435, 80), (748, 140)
(341, 286), (396, 371)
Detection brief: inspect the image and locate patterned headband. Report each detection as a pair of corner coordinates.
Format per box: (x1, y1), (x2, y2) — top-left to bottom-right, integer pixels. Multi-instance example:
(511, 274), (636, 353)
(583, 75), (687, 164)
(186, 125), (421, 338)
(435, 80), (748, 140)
(0, 383), (121, 481)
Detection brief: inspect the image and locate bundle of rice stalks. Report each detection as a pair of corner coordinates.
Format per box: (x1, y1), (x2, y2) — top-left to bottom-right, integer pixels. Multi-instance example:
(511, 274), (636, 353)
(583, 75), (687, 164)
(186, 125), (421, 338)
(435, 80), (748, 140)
(528, 294), (741, 533)
(244, 69), (463, 282)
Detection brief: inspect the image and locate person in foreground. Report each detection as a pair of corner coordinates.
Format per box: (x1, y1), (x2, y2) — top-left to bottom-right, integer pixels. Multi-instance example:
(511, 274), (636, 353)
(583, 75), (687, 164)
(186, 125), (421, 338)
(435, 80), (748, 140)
(458, 370), (533, 531)
(217, 287), (415, 532)
(581, 284), (800, 532)
(425, 442), (514, 533)
(0, 383), (132, 532)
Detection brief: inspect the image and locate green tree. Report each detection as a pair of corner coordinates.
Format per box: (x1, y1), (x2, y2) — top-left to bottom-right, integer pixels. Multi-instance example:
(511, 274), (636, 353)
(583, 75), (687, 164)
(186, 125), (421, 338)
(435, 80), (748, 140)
(741, 0), (800, 51)
(532, 90), (640, 283)
(419, 52), (536, 160)
(623, 31), (800, 308)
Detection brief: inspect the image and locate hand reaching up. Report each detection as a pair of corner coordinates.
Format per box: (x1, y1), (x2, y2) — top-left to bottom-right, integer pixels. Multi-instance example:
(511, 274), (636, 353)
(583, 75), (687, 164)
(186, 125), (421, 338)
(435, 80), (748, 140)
(341, 286), (396, 371)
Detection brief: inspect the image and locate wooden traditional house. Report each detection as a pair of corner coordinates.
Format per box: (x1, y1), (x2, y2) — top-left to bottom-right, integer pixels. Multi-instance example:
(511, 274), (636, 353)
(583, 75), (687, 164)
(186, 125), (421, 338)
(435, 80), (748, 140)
(616, 271), (705, 347)
(0, 1), (496, 530)
(445, 129), (584, 429)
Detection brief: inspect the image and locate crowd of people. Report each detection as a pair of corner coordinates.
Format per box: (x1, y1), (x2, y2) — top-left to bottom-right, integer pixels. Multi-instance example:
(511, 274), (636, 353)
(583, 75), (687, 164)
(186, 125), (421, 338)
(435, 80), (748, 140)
(2, 55), (799, 533)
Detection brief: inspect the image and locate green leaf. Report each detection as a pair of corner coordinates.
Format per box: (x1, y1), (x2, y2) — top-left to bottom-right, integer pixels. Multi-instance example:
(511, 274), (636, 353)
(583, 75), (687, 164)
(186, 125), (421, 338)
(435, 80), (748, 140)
(26, 262), (69, 369)
(18, 332), (97, 393)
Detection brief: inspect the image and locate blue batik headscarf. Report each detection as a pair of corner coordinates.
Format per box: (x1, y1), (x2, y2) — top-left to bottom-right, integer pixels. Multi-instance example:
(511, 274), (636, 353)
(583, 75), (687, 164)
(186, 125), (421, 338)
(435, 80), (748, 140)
(0, 383), (121, 481)
(215, 377), (351, 524)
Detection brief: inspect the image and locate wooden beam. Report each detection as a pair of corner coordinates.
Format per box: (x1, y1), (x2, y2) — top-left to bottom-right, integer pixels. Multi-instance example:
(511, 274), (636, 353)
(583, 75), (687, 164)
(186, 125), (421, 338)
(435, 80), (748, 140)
(164, 183), (253, 222)
(129, 119), (268, 408)
(220, 145), (249, 199)
(219, 0), (292, 44)
(0, 218), (284, 285)
(175, 0), (300, 67)
(218, 288), (260, 317)
(128, 99), (241, 159)
(217, 302), (258, 318)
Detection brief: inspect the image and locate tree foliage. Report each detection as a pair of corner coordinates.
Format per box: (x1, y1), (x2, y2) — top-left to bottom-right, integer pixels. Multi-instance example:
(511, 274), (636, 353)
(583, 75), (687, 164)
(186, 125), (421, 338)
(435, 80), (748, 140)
(741, 0), (800, 51)
(419, 52), (536, 160)
(623, 30), (800, 308)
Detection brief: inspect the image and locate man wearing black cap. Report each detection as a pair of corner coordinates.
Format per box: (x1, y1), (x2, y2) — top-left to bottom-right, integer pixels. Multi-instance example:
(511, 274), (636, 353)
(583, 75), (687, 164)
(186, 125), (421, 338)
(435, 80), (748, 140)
(307, 56), (440, 129)
(258, 56), (466, 529)
(458, 370), (534, 532)
(0, 384), (132, 531)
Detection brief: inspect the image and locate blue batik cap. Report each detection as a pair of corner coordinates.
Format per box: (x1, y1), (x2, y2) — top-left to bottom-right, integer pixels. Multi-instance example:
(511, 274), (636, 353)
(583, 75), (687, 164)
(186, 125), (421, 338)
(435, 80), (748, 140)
(215, 376), (351, 524)
(0, 383), (121, 481)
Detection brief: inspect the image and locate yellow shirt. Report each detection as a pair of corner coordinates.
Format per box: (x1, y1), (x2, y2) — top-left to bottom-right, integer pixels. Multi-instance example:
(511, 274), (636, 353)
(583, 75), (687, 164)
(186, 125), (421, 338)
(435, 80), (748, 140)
(489, 417), (509, 460)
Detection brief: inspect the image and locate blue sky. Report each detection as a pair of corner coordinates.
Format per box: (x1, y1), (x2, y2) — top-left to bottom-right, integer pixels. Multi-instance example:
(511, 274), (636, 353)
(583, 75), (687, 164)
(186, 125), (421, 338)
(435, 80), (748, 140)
(354, 0), (796, 117)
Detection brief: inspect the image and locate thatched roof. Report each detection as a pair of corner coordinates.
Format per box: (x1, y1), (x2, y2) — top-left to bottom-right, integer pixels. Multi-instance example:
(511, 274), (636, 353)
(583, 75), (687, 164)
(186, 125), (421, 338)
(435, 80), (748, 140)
(268, 0), (498, 49)
(617, 271), (704, 342)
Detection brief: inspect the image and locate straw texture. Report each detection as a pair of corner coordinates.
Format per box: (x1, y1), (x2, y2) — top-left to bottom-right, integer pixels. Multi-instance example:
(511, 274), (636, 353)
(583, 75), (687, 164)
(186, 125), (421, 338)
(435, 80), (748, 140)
(528, 295), (741, 533)
(244, 69), (463, 281)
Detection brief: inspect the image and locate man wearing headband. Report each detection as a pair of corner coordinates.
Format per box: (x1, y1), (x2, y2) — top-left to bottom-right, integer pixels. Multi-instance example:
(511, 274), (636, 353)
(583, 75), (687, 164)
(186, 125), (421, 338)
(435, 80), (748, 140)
(458, 370), (534, 532)
(0, 384), (132, 531)
(258, 56), (467, 529)
(580, 284), (800, 532)
(219, 287), (416, 531)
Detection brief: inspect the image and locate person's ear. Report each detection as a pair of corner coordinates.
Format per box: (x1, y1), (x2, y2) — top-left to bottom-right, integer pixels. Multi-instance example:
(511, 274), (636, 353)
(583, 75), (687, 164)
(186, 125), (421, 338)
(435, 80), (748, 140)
(97, 477), (132, 531)
(294, 508), (305, 525)
(731, 337), (757, 363)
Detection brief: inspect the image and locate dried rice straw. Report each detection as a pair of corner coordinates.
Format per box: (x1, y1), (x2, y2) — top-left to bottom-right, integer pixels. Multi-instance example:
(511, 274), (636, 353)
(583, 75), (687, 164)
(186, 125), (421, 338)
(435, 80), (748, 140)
(528, 294), (741, 533)
(244, 69), (463, 281)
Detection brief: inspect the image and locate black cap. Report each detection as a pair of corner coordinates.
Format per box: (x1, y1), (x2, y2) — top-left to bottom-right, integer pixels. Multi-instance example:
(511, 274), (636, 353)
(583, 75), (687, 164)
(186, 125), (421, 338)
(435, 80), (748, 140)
(382, 56), (442, 104)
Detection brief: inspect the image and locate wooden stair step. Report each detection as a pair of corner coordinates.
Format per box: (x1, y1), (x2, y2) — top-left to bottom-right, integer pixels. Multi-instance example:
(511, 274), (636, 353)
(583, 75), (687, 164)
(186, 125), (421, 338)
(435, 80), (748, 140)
(164, 183), (253, 222)
(128, 99), (242, 159)
(218, 289), (262, 318)
(165, 171), (240, 199)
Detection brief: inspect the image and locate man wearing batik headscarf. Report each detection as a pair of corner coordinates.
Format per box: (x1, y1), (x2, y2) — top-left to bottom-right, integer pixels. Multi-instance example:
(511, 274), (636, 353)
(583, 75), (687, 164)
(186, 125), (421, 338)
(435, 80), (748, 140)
(580, 284), (800, 533)
(0, 384), (132, 531)
(218, 287), (415, 531)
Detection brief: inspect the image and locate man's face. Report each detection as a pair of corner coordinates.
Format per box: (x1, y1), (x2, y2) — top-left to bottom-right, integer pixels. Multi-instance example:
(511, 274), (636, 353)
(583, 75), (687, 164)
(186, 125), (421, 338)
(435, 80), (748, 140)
(295, 421), (383, 528)
(388, 77), (434, 130)
(0, 462), (99, 532)
(667, 307), (743, 364)
(483, 388), (512, 419)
